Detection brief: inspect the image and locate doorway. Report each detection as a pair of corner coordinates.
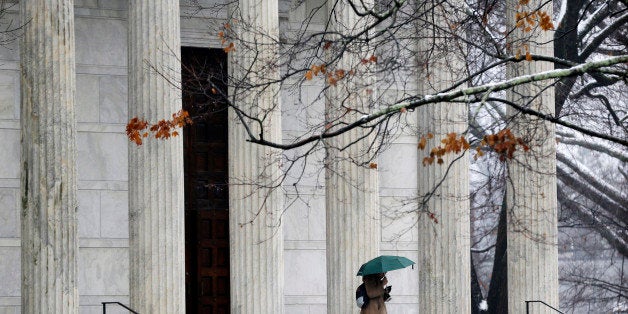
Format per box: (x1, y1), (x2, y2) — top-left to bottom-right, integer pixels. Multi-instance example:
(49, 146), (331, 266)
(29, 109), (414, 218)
(182, 47), (230, 313)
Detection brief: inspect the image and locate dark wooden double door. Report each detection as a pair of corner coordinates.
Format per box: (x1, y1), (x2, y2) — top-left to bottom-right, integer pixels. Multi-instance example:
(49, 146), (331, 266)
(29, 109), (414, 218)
(182, 47), (230, 313)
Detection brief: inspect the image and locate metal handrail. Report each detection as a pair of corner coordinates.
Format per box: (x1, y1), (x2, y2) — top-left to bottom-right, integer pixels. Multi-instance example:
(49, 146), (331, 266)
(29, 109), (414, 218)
(102, 302), (139, 314)
(525, 300), (564, 314)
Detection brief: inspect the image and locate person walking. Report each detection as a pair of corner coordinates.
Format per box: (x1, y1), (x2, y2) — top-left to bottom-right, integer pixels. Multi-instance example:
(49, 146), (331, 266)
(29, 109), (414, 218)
(360, 273), (388, 314)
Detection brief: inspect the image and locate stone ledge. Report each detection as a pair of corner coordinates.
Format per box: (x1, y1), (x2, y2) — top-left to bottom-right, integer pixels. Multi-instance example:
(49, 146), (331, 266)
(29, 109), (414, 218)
(284, 240), (326, 250)
(0, 238), (130, 248)
(77, 123), (125, 133)
(283, 240), (419, 251)
(284, 295), (325, 305)
(0, 121), (18, 129)
(79, 238), (129, 248)
(79, 295), (130, 306)
(0, 238), (18, 247)
(75, 8), (126, 19)
(0, 179), (18, 188)
(78, 180), (128, 191)
(76, 64), (127, 76)
(0, 297), (19, 306)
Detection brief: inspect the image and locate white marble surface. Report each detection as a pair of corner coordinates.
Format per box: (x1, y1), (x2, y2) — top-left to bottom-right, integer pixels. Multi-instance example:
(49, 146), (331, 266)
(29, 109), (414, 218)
(100, 191), (129, 238)
(77, 132), (128, 181)
(284, 250), (326, 295)
(0, 1), (424, 312)
(0, 71), (17, 119)
(0, 130), (19, 179)
(75, 74), (100, 123)
(78, 248), (129, 296)
(78, 190), (101, 238)
(0, 248), (19, 296)
(99, 76), (127, 124)
(76, 18), (127, 67)
(0, 189), (18, 238)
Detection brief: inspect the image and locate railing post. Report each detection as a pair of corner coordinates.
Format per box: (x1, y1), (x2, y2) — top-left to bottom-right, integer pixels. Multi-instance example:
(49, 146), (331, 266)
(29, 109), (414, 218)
(525, 300), (564, 314)
(101, 302), (139, 314)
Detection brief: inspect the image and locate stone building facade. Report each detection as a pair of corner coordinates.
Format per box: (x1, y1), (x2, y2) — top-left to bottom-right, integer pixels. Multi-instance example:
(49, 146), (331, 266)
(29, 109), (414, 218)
(0, 0), (560, 313)
(0, 1), (423, 312)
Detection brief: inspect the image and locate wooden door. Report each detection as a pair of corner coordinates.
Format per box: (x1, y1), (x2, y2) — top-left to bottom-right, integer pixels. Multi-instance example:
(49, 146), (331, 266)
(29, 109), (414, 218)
(182, 47), (230, 314)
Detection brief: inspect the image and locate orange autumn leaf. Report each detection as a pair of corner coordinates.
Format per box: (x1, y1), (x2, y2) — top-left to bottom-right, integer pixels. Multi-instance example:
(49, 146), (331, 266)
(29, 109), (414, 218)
(311, 64), (320, 75)
(422, 156), (434, 166)
(419, 132), (473, 166)
(514, 8), (554, 33)
(461, 137), (470, 150)
(126, 110), (192, 146)
(474, 128), (528, 160)
(223, 42), (235, 53)
(418, 136), (427, 150)
(126, 117), (149, 145)
(539, 11), (554, 30)
(327, 74), (337, 86)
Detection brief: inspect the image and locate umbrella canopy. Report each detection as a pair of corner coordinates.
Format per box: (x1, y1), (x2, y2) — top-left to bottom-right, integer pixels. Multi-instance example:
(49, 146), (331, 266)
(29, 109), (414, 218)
(356, 255), (415, 276)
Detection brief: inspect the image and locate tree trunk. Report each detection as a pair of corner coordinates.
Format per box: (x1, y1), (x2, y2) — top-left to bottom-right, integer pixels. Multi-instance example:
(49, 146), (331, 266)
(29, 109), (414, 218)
(471, 255), (486, 314)
(487, 196), (508, 314)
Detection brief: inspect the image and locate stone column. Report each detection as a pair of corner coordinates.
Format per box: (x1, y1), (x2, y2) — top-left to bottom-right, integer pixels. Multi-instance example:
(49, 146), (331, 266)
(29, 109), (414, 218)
(19, 0), (78, 313)
(416, 2), (471, 313)
(228, 0), (284, 313)
(128, 1), (185, 313)
(506, 1), (559, 312)
(325, 1), (380, 313)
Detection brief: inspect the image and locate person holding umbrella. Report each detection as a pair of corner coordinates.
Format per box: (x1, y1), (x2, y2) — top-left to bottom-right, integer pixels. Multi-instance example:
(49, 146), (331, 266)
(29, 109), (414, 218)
(359, 272), (389, 313)
(356, 255), (415, 313)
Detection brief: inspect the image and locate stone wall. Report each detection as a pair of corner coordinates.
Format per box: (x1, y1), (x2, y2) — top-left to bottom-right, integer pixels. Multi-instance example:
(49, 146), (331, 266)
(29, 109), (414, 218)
(0, 1), (130, 313)
(0, 1), (422, 313)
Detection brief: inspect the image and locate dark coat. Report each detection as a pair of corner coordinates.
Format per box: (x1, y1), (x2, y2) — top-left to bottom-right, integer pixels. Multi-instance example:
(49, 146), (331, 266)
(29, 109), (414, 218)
(360, 274), (388, 314)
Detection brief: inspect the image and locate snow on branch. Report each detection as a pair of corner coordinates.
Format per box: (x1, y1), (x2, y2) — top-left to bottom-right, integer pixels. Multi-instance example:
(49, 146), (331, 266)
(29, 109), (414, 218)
(557, 130), (628, 163)
(557, 151), (628, 210)
(248, 55), (628, 150)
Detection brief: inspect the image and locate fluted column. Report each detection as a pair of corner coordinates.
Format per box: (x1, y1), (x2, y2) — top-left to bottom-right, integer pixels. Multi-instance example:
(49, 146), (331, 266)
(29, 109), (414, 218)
(416, 2), (471, 313)
(325, 1), (379, 313)
(228, 0), (284, 313)
(128, 1), (185, 313)
(20, 0), (78, 313)
(506, 1), (559, 313)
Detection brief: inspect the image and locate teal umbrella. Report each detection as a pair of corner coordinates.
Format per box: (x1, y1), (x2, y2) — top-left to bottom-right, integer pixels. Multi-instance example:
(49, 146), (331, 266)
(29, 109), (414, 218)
(356, 255), (415, 276)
